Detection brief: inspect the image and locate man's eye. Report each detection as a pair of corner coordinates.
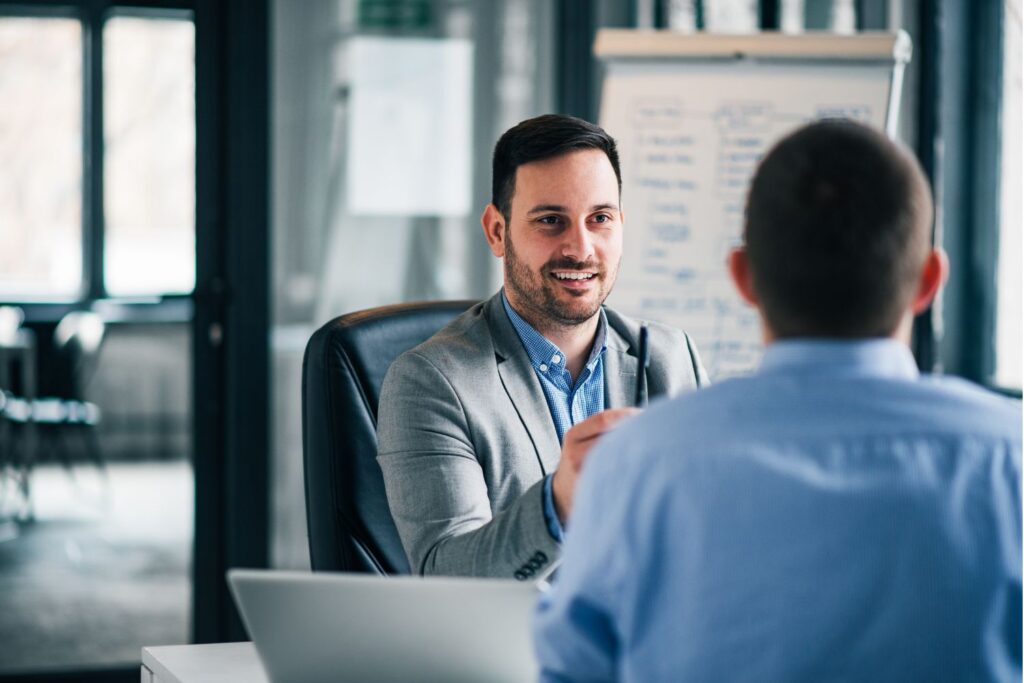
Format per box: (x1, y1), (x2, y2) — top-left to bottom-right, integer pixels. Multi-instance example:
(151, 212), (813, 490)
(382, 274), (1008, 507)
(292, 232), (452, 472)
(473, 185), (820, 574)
(538, 216), (562, 225)
(592, 214), (612, 223)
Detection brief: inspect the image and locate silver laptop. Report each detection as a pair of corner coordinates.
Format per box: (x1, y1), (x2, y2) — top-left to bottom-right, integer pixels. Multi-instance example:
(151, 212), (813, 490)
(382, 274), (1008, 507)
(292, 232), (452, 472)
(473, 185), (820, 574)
(228, 569), (540, 683)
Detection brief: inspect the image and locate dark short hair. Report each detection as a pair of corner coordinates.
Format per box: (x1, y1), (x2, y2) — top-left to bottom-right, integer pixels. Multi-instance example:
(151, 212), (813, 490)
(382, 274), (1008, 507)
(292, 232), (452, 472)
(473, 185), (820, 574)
(744, 120), (933, 338)
(491, 114), (622, 221)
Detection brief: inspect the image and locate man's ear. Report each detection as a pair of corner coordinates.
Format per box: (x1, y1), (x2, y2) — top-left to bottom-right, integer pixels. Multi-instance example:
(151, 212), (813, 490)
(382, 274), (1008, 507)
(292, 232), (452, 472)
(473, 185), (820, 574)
(911, 248), (949, 314)
(727, 246), (759, 307)
(481, 204), (507, 258)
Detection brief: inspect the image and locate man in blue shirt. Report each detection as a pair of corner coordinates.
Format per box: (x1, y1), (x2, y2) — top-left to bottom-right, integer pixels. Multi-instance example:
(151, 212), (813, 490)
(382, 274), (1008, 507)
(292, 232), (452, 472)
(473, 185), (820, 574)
(377, 115), (706, 578)
(534, 120), (1022, 681)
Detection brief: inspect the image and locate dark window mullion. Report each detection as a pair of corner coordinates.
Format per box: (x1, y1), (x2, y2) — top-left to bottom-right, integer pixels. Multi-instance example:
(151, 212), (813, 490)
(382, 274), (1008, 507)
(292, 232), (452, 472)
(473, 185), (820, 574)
(759, 0), (779, 30)
(82, 0), (105, 301)
(855, 0), (889, 31)
(964, 0), (1003, 383)
(913, 0), (940, 372)
(556, 0), (596, 120)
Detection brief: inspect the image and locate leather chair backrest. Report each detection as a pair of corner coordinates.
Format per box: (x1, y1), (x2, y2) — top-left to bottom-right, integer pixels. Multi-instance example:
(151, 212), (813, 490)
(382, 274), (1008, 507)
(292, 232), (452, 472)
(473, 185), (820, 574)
(301, 300), (476, 574)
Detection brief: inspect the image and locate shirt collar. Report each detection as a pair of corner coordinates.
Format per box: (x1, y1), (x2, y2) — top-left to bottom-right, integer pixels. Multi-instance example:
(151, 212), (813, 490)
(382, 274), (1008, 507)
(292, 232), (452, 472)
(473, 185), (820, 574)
(759, 338), (920, 381)
(501, 290), (608, 372)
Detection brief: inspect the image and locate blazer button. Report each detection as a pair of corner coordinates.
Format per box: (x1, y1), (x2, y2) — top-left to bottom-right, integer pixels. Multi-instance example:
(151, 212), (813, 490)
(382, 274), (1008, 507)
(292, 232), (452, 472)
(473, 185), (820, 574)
(514, 570), (528, 581)
(533, 551), (547, 564)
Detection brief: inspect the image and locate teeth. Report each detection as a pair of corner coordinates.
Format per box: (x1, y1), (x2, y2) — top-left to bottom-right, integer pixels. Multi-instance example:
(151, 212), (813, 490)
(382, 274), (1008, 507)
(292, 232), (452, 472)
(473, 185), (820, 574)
(554, 272), (594, 280)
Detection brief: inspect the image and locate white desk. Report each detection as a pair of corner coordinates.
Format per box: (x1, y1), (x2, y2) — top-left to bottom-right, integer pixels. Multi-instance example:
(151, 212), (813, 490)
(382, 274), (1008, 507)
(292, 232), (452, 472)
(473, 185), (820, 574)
(141, 642), (268, 683)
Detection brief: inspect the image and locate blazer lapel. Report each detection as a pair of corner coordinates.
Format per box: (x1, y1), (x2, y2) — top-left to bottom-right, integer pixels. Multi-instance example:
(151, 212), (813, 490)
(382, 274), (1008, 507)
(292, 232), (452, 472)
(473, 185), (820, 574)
(485, 296), (562, 475)
(604, 325), (640, 409)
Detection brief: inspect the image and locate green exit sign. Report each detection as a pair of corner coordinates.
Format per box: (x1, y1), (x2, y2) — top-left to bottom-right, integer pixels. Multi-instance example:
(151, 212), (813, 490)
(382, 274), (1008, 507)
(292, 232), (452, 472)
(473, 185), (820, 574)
(358, 0), (433, 30)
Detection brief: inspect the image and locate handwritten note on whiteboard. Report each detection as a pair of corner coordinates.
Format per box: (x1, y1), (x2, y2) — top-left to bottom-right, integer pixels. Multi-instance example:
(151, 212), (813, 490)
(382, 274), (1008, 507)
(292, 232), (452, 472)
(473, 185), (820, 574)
(346, 37), (473, 217)
(601, 60), (893, 379)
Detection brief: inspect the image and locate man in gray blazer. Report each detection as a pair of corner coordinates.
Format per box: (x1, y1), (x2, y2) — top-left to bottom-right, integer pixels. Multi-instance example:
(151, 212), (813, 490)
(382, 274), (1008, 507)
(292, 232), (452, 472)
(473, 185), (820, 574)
(377, 115), (707, 579)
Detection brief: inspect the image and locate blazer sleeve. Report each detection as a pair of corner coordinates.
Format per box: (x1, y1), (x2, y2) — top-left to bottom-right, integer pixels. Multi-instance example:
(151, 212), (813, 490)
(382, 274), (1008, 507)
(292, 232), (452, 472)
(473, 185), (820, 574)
(377, 350), (560, 578)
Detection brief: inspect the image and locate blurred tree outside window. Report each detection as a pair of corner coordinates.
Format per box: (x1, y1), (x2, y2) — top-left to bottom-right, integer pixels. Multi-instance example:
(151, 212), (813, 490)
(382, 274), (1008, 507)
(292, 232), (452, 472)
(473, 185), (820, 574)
(0, 13), (195, 302)
(104, 16), (195, 297)
(0, 18), (83, 300)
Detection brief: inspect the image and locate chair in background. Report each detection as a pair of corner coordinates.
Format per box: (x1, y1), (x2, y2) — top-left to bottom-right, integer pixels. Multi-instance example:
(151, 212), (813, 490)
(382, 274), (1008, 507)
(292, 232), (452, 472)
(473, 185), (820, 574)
(32, 311), (107, 474)
(302, 300), (476, 574)
(0, 306), (23, 346)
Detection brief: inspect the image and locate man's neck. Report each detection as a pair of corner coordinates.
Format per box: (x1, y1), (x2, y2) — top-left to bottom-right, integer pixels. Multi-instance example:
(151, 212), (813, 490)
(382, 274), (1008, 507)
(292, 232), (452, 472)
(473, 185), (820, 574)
(760, 312), (914, 347)
(506, 297), (600, 380)
(543, 317), (600, 380)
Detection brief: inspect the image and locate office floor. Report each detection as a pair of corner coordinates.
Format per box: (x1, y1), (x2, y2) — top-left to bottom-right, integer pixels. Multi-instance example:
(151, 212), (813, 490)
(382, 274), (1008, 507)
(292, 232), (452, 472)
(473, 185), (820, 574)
(0, 461), (192, 674)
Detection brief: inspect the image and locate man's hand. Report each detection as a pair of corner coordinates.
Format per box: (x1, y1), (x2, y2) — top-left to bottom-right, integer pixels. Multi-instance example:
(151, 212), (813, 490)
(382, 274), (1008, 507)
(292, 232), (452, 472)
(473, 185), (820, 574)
(551, 407), (640, 524)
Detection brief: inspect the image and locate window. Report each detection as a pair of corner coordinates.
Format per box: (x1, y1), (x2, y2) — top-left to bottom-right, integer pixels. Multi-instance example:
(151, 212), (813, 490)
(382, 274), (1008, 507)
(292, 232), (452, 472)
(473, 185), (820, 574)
(104, 16), (196, 296)
(0, 9), (195, 303)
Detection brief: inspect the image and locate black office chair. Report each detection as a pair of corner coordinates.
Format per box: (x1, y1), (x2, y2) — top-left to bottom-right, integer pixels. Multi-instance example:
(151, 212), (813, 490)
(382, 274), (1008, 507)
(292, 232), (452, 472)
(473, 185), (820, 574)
(301, 300), (476, 574)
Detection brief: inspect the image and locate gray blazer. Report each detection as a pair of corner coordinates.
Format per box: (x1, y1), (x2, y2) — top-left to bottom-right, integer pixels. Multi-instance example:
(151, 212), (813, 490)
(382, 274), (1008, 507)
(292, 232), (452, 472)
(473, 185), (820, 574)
(377, 292), (707, 578)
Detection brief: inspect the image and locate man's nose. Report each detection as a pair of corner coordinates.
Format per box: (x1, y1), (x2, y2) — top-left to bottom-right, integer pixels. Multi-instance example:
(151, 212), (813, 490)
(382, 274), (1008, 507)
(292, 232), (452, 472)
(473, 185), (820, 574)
(560, 221), (595, 262)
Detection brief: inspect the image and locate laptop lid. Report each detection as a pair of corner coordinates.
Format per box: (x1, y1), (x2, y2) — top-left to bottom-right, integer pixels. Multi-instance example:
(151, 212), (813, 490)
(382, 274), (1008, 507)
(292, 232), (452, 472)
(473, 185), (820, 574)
(227, 569), (539, 683)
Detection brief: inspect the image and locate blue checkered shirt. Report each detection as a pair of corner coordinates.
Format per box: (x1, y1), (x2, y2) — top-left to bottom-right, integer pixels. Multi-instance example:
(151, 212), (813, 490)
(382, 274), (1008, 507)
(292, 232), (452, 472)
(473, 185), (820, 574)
(502, 292), (607, 542)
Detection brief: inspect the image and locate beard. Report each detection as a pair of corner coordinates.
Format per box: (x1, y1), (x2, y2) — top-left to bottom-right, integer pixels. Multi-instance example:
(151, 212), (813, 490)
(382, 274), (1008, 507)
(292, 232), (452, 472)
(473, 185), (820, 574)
(503, 228), (618, 329)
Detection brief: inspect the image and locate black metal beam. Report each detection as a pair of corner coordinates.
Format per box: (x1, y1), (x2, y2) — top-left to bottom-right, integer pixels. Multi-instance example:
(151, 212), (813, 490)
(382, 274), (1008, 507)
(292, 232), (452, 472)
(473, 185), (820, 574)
(960, 0), (1003, 382)
(759, 0), (779, 30)
(191, 0), (227, 645)
(83, 0), (104, 300)
(924, 0), (1004, 381)
(221, 0), (270, 644)
(192, 0), (270, 645)
(912, 0), (940, 371)
(556, 0), (597, 120)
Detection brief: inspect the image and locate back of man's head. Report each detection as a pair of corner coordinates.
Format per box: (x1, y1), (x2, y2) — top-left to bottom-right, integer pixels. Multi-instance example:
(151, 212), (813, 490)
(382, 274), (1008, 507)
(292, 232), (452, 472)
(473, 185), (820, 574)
(491, 114), (622, 222)
(744, 120), (934, 338)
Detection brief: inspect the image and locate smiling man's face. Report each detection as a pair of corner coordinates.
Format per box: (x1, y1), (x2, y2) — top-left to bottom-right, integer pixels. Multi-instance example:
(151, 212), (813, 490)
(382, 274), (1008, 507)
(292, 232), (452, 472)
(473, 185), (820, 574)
(484, 148), (623, 333)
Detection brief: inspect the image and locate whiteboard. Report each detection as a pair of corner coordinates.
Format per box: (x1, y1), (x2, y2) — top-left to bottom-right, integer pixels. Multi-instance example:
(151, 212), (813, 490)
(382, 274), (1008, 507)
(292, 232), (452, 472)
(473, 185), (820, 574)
(598, 31), (911, 379)
(346, 37), (473, 216)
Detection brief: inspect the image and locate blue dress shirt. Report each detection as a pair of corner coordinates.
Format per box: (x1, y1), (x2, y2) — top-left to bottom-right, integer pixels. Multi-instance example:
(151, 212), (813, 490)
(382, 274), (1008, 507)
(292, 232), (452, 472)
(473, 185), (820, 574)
(502, 293), (607, 542)
(535, 339), (1022, 682)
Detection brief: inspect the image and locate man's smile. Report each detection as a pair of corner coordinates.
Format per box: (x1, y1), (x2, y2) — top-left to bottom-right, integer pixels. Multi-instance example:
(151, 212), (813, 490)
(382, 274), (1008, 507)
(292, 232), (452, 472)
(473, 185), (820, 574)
(549, 269), (600, 292)
(551, 271), (596, 281)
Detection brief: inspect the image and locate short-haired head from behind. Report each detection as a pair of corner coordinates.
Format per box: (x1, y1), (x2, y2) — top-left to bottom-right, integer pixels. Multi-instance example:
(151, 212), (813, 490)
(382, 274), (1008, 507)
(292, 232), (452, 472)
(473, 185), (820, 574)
(491, 114), (623, 223)
(735, 119), (942, 340)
